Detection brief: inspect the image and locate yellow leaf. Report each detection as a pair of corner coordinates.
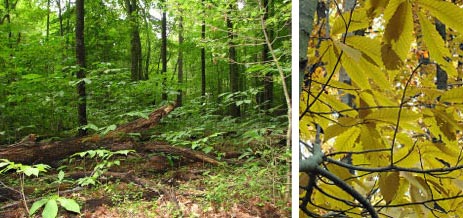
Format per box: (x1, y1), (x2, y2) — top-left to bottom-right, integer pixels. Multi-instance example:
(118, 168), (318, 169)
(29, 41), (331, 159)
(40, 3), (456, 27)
(320, 40), (341, 76)
(326, 163), (352, 181)
(379, 172), (400, 204)
(418, 0), (463, 35)
(333, 126), (361, 152)
(358, 90), (377, 108)
(324, 117), (359, 140)
(334, 40), (362, 62)
(320, 94), (359, 117)
(332, 8), (370, 35)
(366, 0), (390, 18)
(365, 108), (420, 124)
(346, 36), (382, 67)
(371, 90), (398, 107)
(440, 87), (463, 103)
(382, 1), (414, 70)
(341, 54), (372, 89)
(418, 12), (457, 77)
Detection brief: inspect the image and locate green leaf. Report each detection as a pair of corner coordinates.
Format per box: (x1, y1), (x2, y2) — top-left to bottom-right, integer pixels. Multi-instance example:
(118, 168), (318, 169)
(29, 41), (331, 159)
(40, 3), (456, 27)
(101, 124), (117, 136)
(418, 0), (463, 35)
(42, 199), (58, 218)
(58, 170), (64, 182)
(114, 150), (135, 156)
(22, 166), (39, 177)
(22, 74), (43, 80)
(29, 198), (49, 216)
(122, 111), (149, 119)
(82, 123), (99, 131)
(57, 198), (81, 214)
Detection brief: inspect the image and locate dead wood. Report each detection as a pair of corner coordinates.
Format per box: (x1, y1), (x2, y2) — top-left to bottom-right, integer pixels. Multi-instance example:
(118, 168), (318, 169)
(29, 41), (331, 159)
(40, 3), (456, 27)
(0, 104), (176, 164)
(0, 103), (229, 168)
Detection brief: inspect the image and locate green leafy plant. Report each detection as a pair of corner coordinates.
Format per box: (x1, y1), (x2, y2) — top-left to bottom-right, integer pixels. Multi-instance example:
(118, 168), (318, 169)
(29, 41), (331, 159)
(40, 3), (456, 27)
(29, 196), (80, 218)
(29, 171), (80, 218)
(70, 149), (135, 186)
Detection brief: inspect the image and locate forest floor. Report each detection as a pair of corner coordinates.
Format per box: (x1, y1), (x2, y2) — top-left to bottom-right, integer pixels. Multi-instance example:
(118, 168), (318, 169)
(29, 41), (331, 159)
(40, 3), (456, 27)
(1, 145), (290, 218)
(0, 105), (291, 218)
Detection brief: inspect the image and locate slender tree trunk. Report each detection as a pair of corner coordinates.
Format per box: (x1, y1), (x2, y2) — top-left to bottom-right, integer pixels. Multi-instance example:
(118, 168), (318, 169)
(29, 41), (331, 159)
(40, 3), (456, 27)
(56, 0), (64, 36)
(261, 0), (273, 110)
(161, 0), (168, 101)
(126, 0), (143, 81)
(66, 0), (71, 45)
(227, 4), (240, 117)
(5, 0), (12, 49)
(201, 0), (206, 97)
(76, 0), (87, 136)
(141, 4), (151, 80)
(46, 0), (50, 40)
(177, 15), (184, 106)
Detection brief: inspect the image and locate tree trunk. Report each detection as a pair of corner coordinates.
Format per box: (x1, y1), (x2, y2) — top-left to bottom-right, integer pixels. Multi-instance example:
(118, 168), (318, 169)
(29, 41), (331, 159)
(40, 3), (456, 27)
(177, 15), (184, 106)
(76, 0), (88, 136)
(201, 0), (206, 97)
(0, 104), (225, 167)
(261, 0), (273, 110)
(57, 0), (64, 36)
(141, 4), (151, 80)
(299, 0), (318, 95)
(161, 0), (168, 101)
(227, 4), (240, 117)
(46, 0), (50, 40)
(126, 0), (143, 81)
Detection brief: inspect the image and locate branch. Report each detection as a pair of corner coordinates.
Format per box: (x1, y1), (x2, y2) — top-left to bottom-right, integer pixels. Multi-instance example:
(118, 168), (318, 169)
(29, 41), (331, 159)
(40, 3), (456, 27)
(325, 156), (463, 174)
(390, 63), (422, 164)
(314, 166), (378, 218)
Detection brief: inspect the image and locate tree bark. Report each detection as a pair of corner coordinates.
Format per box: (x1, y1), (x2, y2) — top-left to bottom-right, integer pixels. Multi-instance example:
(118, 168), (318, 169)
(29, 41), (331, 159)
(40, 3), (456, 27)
(177, 15), (184, 106)
(126, 0), (143, 81)
(227, 3), (240, 117)
(57, 0), (64, 36)
(0, 105), (177, 165)
(299, 0), (318, 95)
(201, 0), (206, 97)
(261, 0), (273, 110)
(76, 0), (88, 136)
(46, 0), (50, 40)
(161, 0), (168, 101)
(141, 4), (151, 80)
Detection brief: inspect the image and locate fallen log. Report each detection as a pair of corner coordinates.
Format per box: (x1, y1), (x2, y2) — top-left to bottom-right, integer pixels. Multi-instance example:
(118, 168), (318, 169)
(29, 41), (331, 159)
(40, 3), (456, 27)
(0, 104), (177, 165)
(0, 103), (226, 167)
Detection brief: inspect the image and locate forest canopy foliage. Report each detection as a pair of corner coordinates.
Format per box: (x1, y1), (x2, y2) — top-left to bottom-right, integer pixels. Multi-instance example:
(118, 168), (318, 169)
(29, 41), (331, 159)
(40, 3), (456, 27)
(300, 0), (463, 217)
(0, 0), (291, 143)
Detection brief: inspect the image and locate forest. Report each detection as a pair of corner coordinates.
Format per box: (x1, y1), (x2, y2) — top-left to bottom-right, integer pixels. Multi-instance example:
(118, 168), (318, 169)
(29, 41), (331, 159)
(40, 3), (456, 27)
(300, 0), (463, 217)
(0, 0), (291, 217)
